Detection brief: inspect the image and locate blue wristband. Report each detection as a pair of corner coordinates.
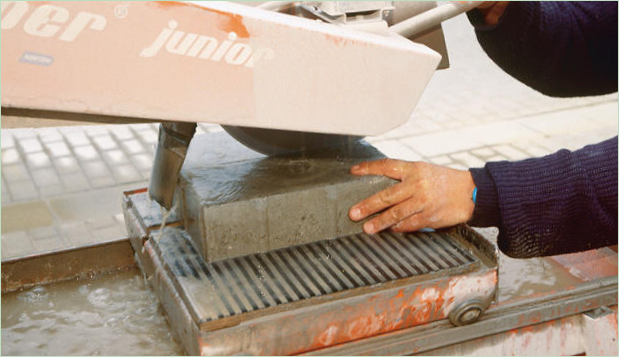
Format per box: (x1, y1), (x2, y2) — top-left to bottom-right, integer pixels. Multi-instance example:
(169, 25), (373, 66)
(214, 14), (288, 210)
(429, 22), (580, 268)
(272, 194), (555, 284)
(472, 187), (478, 205)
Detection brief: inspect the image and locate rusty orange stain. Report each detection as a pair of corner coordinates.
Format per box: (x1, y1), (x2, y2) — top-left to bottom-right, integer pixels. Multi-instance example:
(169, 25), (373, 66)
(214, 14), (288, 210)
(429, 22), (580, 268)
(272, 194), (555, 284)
(218, 13), (249, 38)
(150, 1), (205, 10)
(316, 325), (339, 347)
(324, 33), (352, 47)
(306, 273), (495, 353)
(347, 314), (386, 340)
(150, 1), (250, 38)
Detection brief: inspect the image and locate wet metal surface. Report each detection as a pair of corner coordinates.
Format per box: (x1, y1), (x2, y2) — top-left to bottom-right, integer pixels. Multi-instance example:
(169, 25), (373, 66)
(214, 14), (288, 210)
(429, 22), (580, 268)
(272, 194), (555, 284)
(472, 227), (584, 302)
(1, 269), (184, 356)
(154, 228), (480, 323)
(497, 250), (583, 302)
(1, 238), (135, 294)
(302, 275), (617, 356)
(128, 217), (498, 355)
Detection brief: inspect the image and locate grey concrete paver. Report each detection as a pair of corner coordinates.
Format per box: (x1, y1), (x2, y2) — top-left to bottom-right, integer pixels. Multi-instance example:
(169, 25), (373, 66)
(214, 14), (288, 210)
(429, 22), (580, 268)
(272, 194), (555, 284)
(1, 14), (617, 261)
(83, 161), (112, 179)
(45, 141), (71, 157)
(54, 156), (81, 174)
(31, 168), (61, 187)
(74, 145), (100, 162)
(1, 148), (20, 165)
(492, 145), (529, 161)
(1, 131), (15, 149)
(451, 152), (486, 168)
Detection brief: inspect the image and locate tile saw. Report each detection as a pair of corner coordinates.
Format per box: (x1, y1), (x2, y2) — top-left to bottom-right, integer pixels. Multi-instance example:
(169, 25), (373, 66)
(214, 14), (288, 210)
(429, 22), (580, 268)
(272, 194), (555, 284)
(1, 1), (512, 355)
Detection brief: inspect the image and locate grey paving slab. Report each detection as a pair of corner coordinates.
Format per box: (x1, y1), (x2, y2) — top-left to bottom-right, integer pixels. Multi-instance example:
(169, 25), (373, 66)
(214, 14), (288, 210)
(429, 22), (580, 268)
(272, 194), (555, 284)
(45, 141), (71, 157)
(31, 168), (61, 187)
(3, 165), (30, 187)
(2, 231), (35, 257)
(60, 172), (90, 192)
(74, 145), (100, 162)
(1, 131), (15, 149)
(451, 152), (486, 168)
(492, 145), (529, 161)
(8, 181), (39, 201)
(180, 133), (395, 262)
(1, 201), (55, 234)
(18, 138), (43, 154)
(2, 148), (20, 165)
(54, 157), (81, 174)
(92, 135), (118, 150)
(82, 161), (112, 179)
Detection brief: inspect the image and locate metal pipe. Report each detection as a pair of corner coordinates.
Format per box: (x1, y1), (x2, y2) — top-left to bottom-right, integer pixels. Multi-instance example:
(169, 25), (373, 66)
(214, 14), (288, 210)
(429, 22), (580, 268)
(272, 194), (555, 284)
(258, 1), (297, 12)
(148, 122), (197, 210)
(389, 1), (483, 38)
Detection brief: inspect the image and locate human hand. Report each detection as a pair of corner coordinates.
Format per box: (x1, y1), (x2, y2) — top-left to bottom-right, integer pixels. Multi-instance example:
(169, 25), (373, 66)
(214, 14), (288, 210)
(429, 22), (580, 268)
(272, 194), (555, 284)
(348, 159), (476, 234)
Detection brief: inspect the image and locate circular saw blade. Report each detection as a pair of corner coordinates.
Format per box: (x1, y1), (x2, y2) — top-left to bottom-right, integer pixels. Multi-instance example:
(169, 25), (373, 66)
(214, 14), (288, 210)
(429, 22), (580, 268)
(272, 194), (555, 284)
(222, 126), (362, 156)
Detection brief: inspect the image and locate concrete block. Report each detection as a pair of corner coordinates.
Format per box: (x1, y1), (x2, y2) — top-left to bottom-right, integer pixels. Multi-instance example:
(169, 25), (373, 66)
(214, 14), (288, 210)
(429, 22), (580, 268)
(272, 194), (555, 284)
(178, 132), (395, 262)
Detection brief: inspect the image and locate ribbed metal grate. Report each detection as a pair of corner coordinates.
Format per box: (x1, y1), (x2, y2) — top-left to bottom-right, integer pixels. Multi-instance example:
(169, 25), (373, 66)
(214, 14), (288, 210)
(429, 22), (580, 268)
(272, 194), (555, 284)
(156, 229), (478, 323)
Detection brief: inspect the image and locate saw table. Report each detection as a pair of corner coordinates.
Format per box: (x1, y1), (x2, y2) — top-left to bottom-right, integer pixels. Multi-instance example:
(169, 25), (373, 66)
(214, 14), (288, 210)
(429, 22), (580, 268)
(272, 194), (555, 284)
(121, 132), (618, 356)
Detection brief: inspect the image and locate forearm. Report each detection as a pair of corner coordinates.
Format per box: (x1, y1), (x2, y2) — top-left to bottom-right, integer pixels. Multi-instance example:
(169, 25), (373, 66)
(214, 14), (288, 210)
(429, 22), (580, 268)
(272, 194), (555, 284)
(467, 2), (618, 97)
(469, 137), (618, 258)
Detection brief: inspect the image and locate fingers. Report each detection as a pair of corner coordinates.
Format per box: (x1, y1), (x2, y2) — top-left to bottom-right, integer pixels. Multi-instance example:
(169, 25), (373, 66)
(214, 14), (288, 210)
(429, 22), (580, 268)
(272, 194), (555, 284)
(361, 198), (423, 234)
(390, 214), (428, 233)
(349, 182), (414, 221)
(351, 159), (411, 181)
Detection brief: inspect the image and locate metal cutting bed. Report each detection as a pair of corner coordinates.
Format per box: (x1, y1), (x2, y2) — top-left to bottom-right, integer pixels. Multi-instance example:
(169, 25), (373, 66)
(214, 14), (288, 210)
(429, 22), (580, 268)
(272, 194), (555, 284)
(155, 228), (480, 324)
(123, 189), (499, 355)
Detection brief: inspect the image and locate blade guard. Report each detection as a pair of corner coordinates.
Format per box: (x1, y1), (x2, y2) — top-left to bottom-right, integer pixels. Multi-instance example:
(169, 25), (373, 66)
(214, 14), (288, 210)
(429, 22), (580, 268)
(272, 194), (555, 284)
(1, 1), (441, 136)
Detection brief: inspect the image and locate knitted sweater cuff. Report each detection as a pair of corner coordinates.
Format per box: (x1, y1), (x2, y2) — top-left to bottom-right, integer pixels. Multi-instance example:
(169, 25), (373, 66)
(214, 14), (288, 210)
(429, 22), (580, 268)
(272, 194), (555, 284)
(468, 167), (501, 227)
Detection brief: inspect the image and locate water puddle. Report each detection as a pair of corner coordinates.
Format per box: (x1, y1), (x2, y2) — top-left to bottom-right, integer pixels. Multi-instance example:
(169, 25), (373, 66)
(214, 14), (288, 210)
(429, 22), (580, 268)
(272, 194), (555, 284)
(497, 252), (581, 302)
(1, 269), (184, 356)
(473, 227), (582, 302)
(1, 228), (585, 355)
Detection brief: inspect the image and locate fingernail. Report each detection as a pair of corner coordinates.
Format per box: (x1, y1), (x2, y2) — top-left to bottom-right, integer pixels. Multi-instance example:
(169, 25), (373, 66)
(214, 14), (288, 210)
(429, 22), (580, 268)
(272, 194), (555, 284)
(364, 222), (375, 234)
(350, 208), (361, 220)
(351, 165), (360, 172)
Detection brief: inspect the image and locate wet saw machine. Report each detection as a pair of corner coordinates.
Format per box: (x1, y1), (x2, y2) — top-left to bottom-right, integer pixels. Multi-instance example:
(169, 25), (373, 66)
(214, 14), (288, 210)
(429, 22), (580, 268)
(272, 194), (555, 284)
(2, 1), (510, 355)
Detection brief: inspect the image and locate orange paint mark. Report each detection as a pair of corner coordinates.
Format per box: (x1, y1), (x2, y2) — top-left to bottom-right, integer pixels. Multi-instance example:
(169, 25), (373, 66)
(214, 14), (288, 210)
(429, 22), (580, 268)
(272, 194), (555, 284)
(316, 325), (339, 347)
(150, 1), (249, 38)
(218, 13), (249, 38)
(150, 1), (204, 10)
(324, 33), (358, 47)
(347, 314), (386, 340)
(395, 290), (404, 299)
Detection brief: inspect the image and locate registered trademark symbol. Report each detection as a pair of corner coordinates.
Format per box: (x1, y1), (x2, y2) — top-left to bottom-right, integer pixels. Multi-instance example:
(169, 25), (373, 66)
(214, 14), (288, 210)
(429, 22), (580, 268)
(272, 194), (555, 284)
(114, 4), (129, 19)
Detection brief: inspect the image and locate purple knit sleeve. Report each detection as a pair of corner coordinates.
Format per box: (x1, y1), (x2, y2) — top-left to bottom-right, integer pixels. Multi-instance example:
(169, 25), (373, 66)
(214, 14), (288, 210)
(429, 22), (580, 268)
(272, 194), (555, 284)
(463, 2), (618, 257)
(470, 137), (618, 258)
(467, 2), (618, 97)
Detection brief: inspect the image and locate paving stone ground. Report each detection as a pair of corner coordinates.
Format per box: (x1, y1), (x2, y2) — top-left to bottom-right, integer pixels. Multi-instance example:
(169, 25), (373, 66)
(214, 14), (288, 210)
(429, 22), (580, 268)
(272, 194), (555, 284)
(1, 15), (617, 261)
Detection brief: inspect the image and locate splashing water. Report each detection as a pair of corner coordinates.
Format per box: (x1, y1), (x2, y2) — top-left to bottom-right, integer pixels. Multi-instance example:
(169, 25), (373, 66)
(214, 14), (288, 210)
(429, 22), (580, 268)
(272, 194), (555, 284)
(2, 270), (184, 356)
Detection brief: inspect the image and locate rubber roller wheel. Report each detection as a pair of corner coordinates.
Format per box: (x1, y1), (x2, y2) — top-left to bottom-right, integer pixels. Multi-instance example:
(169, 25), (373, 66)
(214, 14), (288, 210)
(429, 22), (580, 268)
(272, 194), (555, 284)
(448, 299), (486, 327)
